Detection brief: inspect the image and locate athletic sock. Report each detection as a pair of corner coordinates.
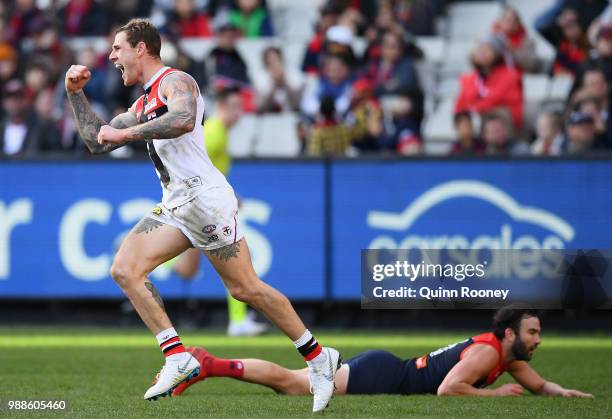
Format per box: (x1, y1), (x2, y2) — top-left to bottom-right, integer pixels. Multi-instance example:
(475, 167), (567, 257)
(205, 357), (244, 378)
(156, 327), (186, 357)
(293, 330), (325, 363)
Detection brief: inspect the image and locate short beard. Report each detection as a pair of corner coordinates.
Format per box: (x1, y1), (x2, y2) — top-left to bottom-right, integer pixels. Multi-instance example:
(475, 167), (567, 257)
(511, 335), (531, 361)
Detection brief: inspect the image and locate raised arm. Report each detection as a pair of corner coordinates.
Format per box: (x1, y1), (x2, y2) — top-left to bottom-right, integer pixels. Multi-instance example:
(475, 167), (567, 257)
(437, 344), (523, 397)
(65, 65), (137, 154)
(507, 360), (593, 398)
(98, 71), (198, 146)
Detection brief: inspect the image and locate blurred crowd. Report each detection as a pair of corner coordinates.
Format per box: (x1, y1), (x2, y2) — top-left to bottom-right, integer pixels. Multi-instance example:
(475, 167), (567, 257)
(0, 0), (611, 158)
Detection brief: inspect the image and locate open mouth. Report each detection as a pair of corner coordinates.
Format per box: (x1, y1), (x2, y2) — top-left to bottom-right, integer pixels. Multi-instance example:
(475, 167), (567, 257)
(115, 63), (125, 75)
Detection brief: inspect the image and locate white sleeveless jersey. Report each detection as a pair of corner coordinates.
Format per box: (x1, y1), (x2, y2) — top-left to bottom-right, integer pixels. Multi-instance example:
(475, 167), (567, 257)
(133, 66), (230, 208)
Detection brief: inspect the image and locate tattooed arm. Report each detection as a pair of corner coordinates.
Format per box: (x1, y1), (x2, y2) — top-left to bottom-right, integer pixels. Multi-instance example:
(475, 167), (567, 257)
(98, 72), (198, 145)
(65, 64), (138, 154)
(67, 90), (138, 154)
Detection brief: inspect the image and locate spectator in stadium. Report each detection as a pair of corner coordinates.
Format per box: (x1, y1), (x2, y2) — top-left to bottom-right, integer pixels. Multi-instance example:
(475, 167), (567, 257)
(492, 7), (539, 73)
(324, 25), (357, 67)
(537, 8), (590, 76)
(561, 111), (605, 154)
(530, 111), (564, 156)
(394, 0), (445, 37)
(255, 46), (304, 113)
(163, 0), (212, 38)
(23, 21), (73, 85)
(535, 0), (608, 41)
(301, 53), (353, 119)
(364, 30), (421, 99)
(160, 37), (207, 91)
(570, 25), (612, 103)
(6, 0), (47, 44)
(0, 79), (39, 157)
(74, 47), (108, 108)
(30, 87), (63, 153)
(344, 78), (383, 152)
(56, 0), (111, 36)
(455, 36), (524, 130)
(301, 3), (341, 75)
(481, 110), (529, 157)
(109, 0), (153, 28)
(575, 97), (608, 147)
(206, 13), (250, 86)
(569, 66), (609, 111)
(0, 43), (19, 92)
(229, 0), (274, 38)
(450, 111), (485, 156)
(362, 6), (423, 66)
(378, 92), (422, 156)
(307, 95), (354, 156)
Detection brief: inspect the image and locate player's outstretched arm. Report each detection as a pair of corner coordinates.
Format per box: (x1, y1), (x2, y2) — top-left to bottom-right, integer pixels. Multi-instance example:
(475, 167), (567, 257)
(99, 72), (197, 145)
(65, 65), (136, 154)
(437, 344), (523, 397)
(508, 361), (594, 398)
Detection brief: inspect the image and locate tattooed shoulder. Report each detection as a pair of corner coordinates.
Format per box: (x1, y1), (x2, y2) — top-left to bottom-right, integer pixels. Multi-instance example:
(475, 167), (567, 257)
(161, 71), (198, 100)
(133, 217), (164, 234)
(206, 240), (241, 262)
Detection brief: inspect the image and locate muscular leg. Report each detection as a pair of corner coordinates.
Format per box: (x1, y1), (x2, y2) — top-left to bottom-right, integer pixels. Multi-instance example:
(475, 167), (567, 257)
(205, 238), (306, 340)
(111, 217), (192, 333)
(208, 359), (349, 395)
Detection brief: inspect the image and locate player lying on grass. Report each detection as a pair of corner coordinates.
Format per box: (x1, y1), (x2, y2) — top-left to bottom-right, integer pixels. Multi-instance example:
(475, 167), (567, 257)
(173, 308), (592, 398)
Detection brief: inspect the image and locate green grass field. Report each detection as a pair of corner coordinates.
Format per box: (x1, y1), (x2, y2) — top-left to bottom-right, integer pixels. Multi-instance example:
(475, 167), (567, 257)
(1, 328), (610, 418)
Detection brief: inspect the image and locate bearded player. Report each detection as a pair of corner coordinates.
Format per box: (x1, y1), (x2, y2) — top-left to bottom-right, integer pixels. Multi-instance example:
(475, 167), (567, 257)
(173, 308), (593, 399)
(65, 19), (340, 412)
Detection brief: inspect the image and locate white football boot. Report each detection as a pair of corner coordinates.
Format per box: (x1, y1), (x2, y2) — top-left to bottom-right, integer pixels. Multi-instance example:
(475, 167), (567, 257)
(144, 352), (200, 401)
(308, 347), (342, 412)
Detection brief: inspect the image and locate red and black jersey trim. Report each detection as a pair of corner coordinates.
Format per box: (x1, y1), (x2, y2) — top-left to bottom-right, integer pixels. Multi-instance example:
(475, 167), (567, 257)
(141, 93), (170, 186)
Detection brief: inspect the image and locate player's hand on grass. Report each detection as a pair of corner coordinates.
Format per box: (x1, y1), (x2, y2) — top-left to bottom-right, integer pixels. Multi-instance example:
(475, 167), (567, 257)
(561, 389), (593, 398)
(65, 65), (91, 92)
(98, 124), (126, 145)
(494, 383), (524, 396)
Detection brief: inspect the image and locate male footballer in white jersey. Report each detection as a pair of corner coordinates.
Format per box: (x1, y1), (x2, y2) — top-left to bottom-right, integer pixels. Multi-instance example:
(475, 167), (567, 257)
(65, 18), (340, 412)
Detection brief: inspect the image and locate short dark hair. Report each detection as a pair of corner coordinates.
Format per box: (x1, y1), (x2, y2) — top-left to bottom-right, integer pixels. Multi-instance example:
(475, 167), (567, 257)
(454, 111), (472, 125)
(116, 19), (161, 58)
(492, 307), (539, 340)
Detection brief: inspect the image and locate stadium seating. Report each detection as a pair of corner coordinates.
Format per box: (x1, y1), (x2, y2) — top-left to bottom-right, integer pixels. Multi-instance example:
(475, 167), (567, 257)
(60, 0), (574, 153)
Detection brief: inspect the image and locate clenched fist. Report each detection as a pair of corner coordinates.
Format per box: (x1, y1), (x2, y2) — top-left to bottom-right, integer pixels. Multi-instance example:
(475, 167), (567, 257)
(65, 65), (92, 92)
(97, 124), (126, 145)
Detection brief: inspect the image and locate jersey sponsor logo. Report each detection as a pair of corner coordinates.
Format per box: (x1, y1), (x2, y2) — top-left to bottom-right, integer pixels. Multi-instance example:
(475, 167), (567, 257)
(202, 224), (216, 234)
(415, 355), (428, 369)
(367, 180), (576, 280)
(222, 226), (232, 237)
(144, 97), (158, 113)
(152, 206), (162, 215)
(207, 234), (219, 243)
(184, 176), (202, 189)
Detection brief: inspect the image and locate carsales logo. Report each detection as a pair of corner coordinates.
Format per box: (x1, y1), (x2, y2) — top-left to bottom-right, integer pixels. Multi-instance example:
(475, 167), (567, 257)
(366, 180), (576, 278)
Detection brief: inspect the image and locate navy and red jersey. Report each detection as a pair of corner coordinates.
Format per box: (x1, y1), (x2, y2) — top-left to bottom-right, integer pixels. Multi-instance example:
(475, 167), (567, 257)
(346, 332), (506, 395)
(409, 332), (506, 393)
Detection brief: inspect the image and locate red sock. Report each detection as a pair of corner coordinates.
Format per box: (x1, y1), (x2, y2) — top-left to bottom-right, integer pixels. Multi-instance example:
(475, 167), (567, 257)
(160, 336), (186, 357)
(205, 357), (244, 378)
